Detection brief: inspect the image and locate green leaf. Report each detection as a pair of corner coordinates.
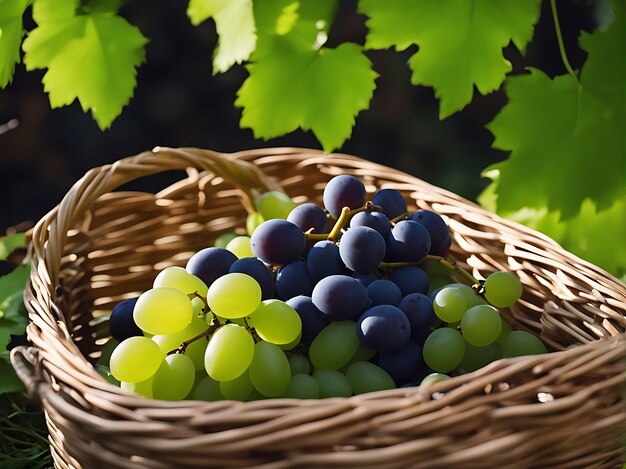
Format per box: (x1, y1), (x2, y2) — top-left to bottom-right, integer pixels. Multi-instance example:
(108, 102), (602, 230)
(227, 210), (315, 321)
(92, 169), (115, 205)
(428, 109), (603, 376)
(0, 265), (29, 321)
(0, 0), (29, 88)
(23, 1), (147, 129)
(236, 41), (377, 152)
(359, 0), (542, 118)
(0, 233), (25, 261)
(0, 359), (24, 393)
(187, 0), (256, 74)
(486, 3), (625, 218)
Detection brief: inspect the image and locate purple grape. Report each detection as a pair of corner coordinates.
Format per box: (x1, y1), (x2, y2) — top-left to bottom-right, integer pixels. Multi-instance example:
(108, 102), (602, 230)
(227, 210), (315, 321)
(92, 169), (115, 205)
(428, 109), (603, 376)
(398, 293), (436, 337)
(339, 226), (386, 274)
(276, 260), (314, 300)
(372, 189), (407, 219)
(250, 219), (306, 265)
(349, 211), (391, 239)
(378, 340), (424, 385)
(286, 296), (329, 344)
(356, 305), (411, 352)
(367, 280), (402, 307)
(109, 297), (141, 341)
(386, 220), (431, 262)
(353, 273), (378, 288)
(186, 247), (237, 287)
(307, 240), (348, 282)
(312, 275), (368, 320)
(323, 175), (366, 219)
(287, 203), (328, 234)
(389, 266), (429, 296)
(229, 257), (274, 300)
(410, 210), (450, 255)
(430, 233), (452, 257)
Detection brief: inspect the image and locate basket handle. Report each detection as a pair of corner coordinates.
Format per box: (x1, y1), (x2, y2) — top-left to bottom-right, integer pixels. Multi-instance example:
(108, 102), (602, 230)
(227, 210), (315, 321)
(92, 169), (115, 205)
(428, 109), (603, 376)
(10, 346), (45, 404)
(29, 146), (282, 289)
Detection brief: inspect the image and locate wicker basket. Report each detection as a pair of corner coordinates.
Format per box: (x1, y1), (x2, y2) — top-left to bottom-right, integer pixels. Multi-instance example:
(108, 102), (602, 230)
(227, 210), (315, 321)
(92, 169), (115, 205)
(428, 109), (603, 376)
(10, 147), (626, 468)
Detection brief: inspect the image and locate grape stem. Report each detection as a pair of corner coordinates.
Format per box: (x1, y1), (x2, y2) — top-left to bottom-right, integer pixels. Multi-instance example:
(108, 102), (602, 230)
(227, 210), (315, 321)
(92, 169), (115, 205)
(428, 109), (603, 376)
(380, 255), (481, 287)
(167, 324), (217, 355)
(389, 212), (409, 224)
(327, 202), (384, 242)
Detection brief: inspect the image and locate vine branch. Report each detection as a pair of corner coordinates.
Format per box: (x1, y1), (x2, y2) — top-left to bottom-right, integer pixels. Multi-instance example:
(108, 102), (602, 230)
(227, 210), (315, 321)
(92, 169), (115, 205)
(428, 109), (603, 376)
(550, 0), (580, 86)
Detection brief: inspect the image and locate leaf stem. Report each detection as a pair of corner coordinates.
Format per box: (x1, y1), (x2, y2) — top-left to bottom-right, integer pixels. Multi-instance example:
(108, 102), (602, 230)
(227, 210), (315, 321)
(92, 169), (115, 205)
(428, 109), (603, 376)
(550, 0), (580, 86)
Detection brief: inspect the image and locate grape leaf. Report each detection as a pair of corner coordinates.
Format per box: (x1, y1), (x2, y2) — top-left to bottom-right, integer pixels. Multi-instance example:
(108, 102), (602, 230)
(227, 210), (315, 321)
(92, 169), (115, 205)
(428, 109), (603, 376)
(0, 265), (29, 321)
(0, 233), (25, 260)
(0, 360), (24, 393)
(236, 39), (377, 152)
(23, 0), (147, 129)
(0, 0), (29, 88)
(187, 0), (256, 74)
(359, 0), (542, 118)
(486, 3), (625, 218)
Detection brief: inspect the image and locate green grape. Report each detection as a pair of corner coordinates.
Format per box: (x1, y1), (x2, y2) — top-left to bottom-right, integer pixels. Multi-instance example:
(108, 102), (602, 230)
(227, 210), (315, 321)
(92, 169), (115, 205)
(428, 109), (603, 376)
(423, 328), (465, 373)
(247, 300), (301, 345)
(309, 321), (359, 370)
(484, 271), (523, 308)
(420, 373), (450, 386)
(204, 324), (254, 381)
(279, 330), (302, 350)
(134, 287), (193, 335)
(214, 232), (238, 249)
(433, 286), (473, 323)
(460, 305), (502, 347)
(346, 362), (395, 395)
(313, 369), (353, 398)
(191, 296), (206, 316)
(110, 337), (163, 383)
(220, 370), (253, 401)
(98, 338), (119, 367)
(249, 341), (291, 397)
(153, 266), (208, 296)
(189, 374), (223, 401)
(152, 316), (209, 370)
(143, 331), (153, 338)
(502, 331), (547, 358)
(256, 191), (295, 220)
(121, 377), (153, 398)
(207, 273), (261, 319)
(349, 343), (376, 364)
(152, 354), (195, 401)
(226, 236), (253, 259)
(288, 354), (311, 375)
(282, 374), (319, 399)
(459, 342), (503, 372)
(496, 319), (513, 344)
(449, 283), (483, 308)
(247, 389), (269, 401)
(447, 320), (460, 329)
(246, 212), (265, 236)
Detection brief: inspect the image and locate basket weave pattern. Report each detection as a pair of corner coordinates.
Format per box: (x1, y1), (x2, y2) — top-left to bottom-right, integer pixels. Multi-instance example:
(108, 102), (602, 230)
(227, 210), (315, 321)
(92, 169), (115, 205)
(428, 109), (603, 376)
(11, 147), (626, 468)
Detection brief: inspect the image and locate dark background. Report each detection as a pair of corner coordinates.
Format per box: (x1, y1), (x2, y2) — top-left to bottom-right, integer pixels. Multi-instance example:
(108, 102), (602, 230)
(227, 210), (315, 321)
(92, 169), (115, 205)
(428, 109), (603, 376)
(0, 0), (596, 234)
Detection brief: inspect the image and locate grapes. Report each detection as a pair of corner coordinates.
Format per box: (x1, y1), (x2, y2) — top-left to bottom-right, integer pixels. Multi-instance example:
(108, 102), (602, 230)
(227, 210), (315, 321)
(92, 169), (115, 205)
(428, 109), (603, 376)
(349, 211), (391, 239)
(323, 175), (366, 219)
(288, 354), (311, 375)
(496, 319), (513, 344)
(190, 375), (223, 401)
(313, 369), (353, 398)
(346, 362), (395, 394)
(420, 373), (450, 387)
(423, 328), (465, 373)
(226, 236), (254, 259)
(287, 203), (328, 234)
(256, 191), (296, 220)
(339, 226), (386, 274)
(153, 266), (208, 296)
(109, 297), (141, 341)
(282, 374), (320, 399)
(134, 288), (193, 335)
(152, 316), (209, 370)
(372, 189), (407, 219)
(249, 341), (291, 397)
(186, 247), (237, 288)
(309, 321), (359, 370)
(312, 275), (368, 320)
(378, 340), (424, 384)
(152, 354), (195, 401)
(502, 331), (547, 357)
(247, 300), (302, 345)
(357, 305), (411, 352)
(276, 260), (314, 300)
(207, 273), (261, 319)
(352, 273), (378, 288)
(389, 266), (429, 296)
(386, 220), (431, 262)
(460, 342), (503, 372)
(250, 219), (306, 265)
(229, 257), (274, 300)
(110, 337), (163, 383)
(433, 286), (473, 323)
(121, 378), (153, 398)
(307, 240), (348, 282)
(367, 280), (402, 307)
(246, 212), (265, 236)
(204, 324), (254, 381)
(484, 271), (523, 308)
(398, 293), (436, 337)
(286, 295), (329, 344)
(460, 305), (502, 346)
(410, 210), (449, 255)
(220, 371), (253, 401)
